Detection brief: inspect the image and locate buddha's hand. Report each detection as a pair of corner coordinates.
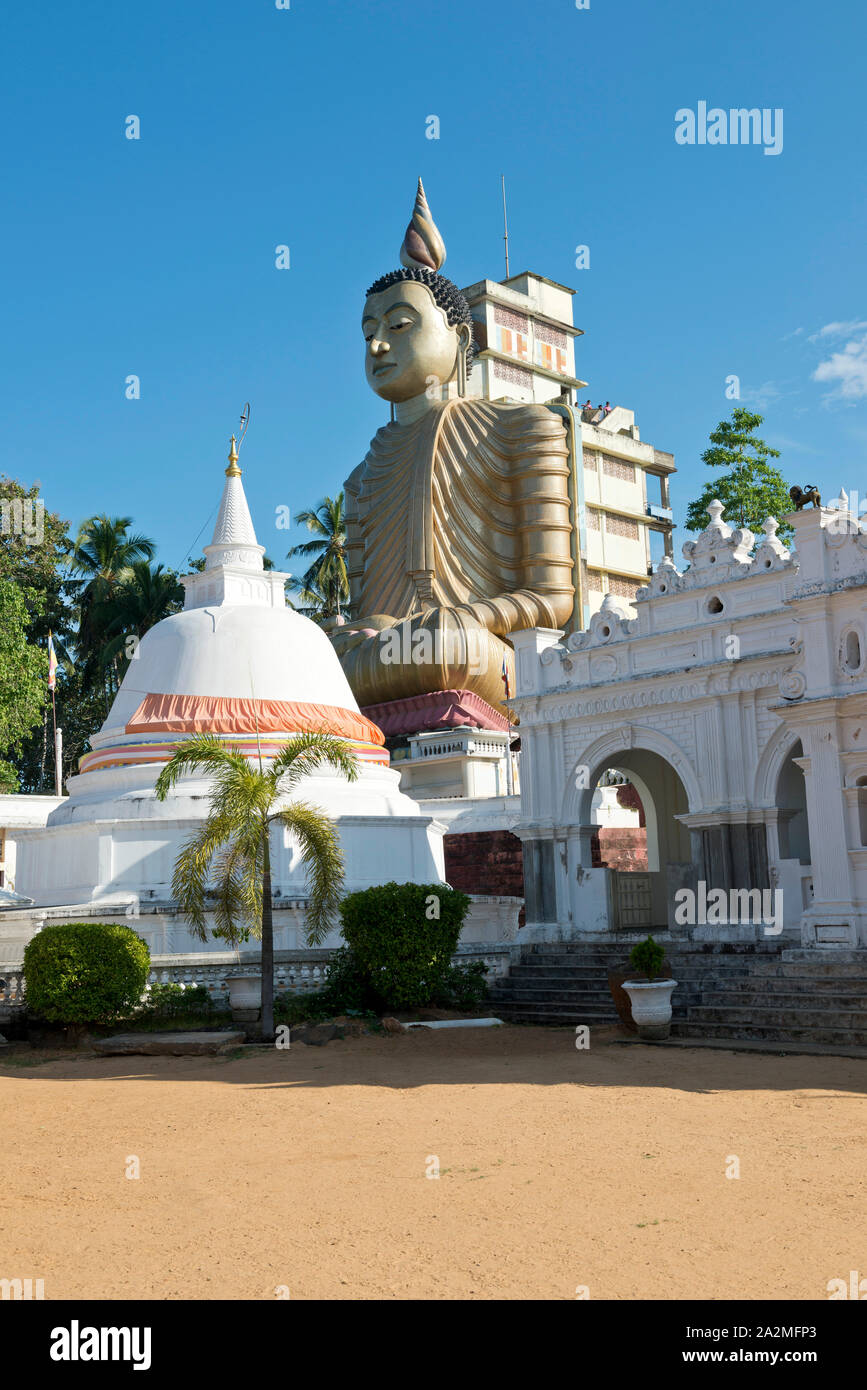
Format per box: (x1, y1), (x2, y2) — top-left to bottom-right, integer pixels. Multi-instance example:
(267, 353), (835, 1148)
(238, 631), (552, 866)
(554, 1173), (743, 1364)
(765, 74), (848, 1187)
(326, 614), (398, 657)
(335, 607), (515, 712)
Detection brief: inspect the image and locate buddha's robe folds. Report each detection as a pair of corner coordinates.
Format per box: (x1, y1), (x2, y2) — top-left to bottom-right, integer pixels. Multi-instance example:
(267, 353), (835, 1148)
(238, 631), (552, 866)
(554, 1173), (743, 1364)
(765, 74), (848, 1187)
(336, 399), (574, 711)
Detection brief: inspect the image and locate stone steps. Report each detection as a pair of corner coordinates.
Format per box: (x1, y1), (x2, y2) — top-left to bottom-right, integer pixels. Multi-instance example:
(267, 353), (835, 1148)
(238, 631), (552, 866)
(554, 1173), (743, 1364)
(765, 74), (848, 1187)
(489, 942), (867, 1046)
(493, 1005), (616, 1025)
(701, 988), (867, 1009)
(670, 1018), (867, 1048)
(706, 975), (867, 994)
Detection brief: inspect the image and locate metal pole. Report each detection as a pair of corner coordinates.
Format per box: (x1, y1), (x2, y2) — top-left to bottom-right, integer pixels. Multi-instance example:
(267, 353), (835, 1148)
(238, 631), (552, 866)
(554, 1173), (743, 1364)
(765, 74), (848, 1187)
(501, 175), (510, 280)
(54, 725), (62, 797)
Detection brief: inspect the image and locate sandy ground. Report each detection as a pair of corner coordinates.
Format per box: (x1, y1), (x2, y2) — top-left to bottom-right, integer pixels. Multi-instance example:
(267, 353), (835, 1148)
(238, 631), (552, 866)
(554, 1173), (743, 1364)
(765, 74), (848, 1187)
(1, 1025), (865, 1301)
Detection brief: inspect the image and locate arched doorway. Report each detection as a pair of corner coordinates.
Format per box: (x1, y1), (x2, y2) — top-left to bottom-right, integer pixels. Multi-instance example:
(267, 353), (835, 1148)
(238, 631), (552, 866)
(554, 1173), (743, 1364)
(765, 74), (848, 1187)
(774, 738), (813, 925)
(776, 739), (811, 863)
(581, 748), (694, 930)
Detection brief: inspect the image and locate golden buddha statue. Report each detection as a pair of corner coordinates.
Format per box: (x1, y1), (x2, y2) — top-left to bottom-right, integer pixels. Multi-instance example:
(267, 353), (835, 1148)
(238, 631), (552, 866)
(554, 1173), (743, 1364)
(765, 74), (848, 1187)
(331, 180), (575, 713)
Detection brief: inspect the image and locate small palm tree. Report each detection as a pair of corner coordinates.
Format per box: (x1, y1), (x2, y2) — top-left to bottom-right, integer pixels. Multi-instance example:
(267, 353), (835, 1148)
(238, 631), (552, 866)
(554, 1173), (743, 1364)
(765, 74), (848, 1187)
(155, 730), (360, 1038)
(287, 493), (349, 620)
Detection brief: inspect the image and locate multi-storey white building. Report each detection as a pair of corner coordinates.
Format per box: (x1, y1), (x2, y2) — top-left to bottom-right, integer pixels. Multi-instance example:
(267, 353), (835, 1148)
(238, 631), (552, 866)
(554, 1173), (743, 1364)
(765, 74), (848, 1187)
(460, 269), (675, 629)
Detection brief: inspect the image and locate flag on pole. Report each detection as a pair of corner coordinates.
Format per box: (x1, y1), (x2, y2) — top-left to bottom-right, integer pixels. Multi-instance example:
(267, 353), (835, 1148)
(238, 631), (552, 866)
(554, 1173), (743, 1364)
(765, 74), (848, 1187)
(501, 653), (510, 701)
(47, 632), (58, 691)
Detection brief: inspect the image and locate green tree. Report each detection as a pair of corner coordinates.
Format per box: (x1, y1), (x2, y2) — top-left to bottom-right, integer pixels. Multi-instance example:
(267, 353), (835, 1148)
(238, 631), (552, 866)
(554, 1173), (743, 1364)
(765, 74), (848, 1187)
(67, 515), (156, 711)
(0, 478), (73, 790)
(0, 578), (48, 790)
(155, 731), (359, 1038)
(287, 494), (349, 620)
(686, 408), (793, 543)
(95, 561), (184, 679)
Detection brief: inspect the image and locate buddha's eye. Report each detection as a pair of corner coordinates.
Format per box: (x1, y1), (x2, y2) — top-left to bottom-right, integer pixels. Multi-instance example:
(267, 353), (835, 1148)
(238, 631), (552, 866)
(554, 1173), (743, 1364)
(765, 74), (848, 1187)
(388, 318), (412, 331)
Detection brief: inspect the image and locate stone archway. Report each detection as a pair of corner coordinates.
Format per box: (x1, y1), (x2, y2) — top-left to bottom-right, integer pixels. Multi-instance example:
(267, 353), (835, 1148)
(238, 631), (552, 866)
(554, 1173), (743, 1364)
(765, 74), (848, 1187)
(559, 727), (700, 934)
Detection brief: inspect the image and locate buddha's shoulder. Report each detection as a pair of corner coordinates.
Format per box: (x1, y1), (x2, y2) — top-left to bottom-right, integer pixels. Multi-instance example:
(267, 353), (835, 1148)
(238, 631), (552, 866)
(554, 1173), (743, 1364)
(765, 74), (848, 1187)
(452, 398), (569, 439)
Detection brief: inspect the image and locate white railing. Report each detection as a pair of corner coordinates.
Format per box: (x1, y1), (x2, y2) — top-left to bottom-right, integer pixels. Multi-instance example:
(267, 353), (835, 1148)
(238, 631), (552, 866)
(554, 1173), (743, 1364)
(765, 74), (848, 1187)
(0, 968), (25, 1010)
(0, 947), (512, 1013)
(409, 728), (509, 761)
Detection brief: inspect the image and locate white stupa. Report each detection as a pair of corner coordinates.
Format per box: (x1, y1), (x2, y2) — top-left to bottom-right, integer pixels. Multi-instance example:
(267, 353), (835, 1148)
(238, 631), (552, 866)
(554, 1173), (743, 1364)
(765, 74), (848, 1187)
(15, 438), (445, 953)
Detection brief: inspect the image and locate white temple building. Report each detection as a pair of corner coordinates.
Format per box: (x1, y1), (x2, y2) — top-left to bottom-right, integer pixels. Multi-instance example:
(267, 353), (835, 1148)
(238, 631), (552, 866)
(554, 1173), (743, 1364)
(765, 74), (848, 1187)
(8, 440), (446, 956)
(512, 499), (867, 949)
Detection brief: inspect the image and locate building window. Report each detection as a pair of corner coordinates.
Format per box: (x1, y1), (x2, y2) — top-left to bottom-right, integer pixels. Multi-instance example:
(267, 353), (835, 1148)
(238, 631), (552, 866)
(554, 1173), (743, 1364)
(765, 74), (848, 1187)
(857, 777), (867, 846)
(606, 514), (639, 541)
(842, 629), (863, 674)
(492, 360), (533, 387)
(493, 304), (529, 333)
(602, 455), (635, 483)
(608, 575), (640, 600)
(535, 322), (567, 348)
(585, 508), (600, 530)
(706, 595), (724, 614)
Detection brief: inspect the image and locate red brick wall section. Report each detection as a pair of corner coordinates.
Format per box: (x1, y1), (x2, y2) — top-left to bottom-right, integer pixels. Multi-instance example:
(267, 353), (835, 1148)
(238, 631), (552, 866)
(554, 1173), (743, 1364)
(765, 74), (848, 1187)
(591, 828), (648, 872)
(444, 830), (524, 897)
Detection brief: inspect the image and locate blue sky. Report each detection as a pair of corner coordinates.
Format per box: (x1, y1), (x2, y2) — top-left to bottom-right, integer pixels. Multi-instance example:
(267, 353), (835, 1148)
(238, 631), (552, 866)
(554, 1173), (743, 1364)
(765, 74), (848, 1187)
(3, 0), (867, 573)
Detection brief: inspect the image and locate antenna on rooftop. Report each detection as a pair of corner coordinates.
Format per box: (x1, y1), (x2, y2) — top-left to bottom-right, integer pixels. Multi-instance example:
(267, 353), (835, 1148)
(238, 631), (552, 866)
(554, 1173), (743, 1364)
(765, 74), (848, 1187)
(501, 175), (510, 280)
(237, 401), (251, 453)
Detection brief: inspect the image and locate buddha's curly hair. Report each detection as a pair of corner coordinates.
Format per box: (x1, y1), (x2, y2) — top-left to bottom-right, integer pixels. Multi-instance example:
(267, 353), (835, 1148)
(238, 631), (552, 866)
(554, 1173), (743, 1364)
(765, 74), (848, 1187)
(366, 267), (477, 369)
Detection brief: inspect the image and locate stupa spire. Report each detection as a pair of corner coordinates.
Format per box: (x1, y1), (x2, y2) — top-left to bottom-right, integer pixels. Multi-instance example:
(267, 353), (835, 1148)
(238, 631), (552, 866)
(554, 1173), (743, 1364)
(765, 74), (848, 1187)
(202, 434), (264, 573)
(225, 433), (242, 478)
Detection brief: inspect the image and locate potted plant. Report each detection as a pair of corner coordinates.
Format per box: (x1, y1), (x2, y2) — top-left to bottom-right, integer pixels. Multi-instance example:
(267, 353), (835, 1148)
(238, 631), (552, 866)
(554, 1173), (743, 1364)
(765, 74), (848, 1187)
(621, 936), (677, 1040)
(608, 946), (673, 1032)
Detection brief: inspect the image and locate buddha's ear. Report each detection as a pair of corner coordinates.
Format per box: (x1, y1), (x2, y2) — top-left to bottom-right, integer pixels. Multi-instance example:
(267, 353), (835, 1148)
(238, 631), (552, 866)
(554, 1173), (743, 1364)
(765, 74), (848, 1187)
(455, 323), (472, 397)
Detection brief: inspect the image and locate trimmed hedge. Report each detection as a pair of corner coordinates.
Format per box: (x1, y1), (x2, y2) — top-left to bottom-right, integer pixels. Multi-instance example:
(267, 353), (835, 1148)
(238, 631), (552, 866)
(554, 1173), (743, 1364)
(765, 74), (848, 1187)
(339, 881), (471, 1009)
(23, 922), (151, 1025)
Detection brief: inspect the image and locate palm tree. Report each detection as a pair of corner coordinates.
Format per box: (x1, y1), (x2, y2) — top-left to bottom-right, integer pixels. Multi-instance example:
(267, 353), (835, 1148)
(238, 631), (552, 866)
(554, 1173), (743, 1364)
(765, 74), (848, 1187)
(67, 515), (156, 709)
(285, 574), (340, 626)
(287, 494), (349, 620)
(95, 561), (185, 677)
(155, 731), (360, 1038)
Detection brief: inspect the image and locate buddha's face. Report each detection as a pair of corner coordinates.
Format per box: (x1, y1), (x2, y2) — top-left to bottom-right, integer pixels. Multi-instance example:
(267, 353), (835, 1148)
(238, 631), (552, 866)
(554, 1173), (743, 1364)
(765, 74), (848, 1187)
(363, 280), (459, 403)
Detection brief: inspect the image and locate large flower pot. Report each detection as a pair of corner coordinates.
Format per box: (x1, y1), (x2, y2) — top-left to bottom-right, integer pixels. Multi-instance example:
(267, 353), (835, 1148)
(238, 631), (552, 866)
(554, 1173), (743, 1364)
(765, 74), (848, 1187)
(226, 973), (261, 1023)
(608, 960), (672, 1032)
(621, 979), (677, 1040)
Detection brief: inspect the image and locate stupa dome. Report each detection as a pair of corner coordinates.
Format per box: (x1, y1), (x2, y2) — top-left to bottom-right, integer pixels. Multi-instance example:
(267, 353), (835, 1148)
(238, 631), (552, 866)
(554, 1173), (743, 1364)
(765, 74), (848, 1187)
(101, 604), (365, 735)
(81, 438), (386, 776)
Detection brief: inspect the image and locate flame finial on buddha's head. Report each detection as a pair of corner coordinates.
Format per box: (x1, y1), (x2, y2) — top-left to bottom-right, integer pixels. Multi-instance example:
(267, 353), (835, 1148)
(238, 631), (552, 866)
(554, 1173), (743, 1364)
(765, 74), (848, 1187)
(400, 178), (446, 272)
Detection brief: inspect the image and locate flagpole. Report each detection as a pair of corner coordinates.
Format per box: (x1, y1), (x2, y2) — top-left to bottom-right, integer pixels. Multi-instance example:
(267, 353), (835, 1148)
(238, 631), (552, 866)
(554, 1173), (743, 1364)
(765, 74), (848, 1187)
(48, 631), (61, 796)
(501, 653), (515, 799)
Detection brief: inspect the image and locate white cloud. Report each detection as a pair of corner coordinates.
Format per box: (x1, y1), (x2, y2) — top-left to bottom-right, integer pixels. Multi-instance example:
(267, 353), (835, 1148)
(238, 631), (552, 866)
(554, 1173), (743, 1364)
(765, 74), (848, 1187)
(808, 319), (867, 344)
(738, 380), (785, 409)
(781, 326), (804, 341)
(813, 333), (867, 401)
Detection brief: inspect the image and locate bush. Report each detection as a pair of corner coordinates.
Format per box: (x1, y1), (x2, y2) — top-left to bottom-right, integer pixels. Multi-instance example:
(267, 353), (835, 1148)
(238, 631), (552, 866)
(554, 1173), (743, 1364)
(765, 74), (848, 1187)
(23, 922), (151, 1026)
(129, 983), (217, 1028)
(434, 960), (489, 1009)
(320, 945), (379, 1014)
(339, 882), (471, 1009)
(628, 935), (666, 982)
